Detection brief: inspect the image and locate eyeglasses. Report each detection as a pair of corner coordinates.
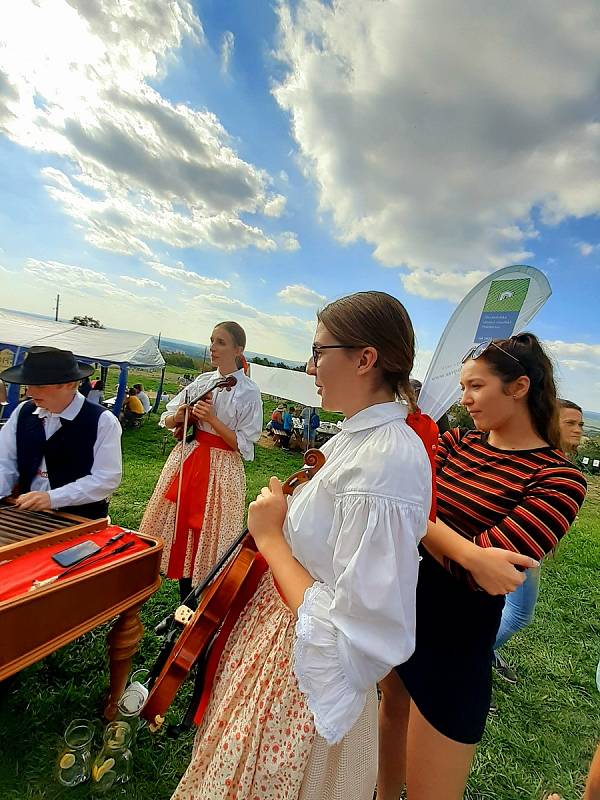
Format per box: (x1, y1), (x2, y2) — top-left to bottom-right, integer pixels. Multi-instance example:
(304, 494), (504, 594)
(311, 344), (360, 367)
(462, 339), (523, 367)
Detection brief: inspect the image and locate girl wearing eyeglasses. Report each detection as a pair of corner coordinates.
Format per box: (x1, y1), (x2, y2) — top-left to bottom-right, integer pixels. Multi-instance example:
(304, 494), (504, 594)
(170, 292), (432, 800)
(377, 332), (587, 800)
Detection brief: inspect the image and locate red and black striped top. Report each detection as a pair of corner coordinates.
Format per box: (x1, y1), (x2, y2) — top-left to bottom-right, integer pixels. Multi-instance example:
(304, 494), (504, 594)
(436, 428), (587, 587)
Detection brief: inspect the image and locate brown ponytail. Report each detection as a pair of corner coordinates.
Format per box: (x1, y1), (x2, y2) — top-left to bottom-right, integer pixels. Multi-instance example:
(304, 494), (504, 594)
(317, 291), (417, 410)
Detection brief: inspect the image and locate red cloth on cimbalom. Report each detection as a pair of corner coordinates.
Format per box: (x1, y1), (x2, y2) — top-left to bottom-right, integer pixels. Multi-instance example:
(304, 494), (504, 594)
(0, 526), (149, 602)
(406, 408), (438, 521)
(164, 429), (235, 578)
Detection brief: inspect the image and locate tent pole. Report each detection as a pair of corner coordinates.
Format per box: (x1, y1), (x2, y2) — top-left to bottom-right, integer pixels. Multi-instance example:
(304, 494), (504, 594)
(152, 366), (165, 413)
(5, 346), (22, 417)
(114, 366), (128, 417)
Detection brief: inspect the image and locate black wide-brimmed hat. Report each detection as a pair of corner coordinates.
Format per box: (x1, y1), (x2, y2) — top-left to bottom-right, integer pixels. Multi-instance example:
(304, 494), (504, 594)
(0, 346), (94, 385)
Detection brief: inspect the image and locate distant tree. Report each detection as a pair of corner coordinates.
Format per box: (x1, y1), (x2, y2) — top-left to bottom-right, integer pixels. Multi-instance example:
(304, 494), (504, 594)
(251, 356), (306, 371)
(162, 350), (195, 369)
(447, 402), (475, 430)
(70, 315), (104, 328)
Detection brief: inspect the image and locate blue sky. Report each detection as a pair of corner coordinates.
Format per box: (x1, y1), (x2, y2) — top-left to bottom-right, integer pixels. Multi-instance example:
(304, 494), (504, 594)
(0, 0), (599, 409)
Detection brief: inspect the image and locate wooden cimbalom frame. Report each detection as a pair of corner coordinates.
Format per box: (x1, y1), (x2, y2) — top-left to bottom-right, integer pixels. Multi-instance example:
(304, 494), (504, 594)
(0, 501), (162, 719)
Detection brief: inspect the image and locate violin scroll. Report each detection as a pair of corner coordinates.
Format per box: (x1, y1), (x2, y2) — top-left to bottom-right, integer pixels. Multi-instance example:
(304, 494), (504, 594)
(282, 449), (326, 495)
(172, 375), (238, 441)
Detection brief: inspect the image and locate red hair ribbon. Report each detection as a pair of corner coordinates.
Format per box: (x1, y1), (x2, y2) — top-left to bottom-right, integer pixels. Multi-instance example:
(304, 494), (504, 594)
(239, 354), (249, 375)
(406, 408), (438, 521)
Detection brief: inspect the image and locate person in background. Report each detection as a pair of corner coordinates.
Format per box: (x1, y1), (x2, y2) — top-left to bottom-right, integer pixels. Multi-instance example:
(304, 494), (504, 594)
(268, 403), (285, 436)
(87, 380), (104, 406)
(0, 347), (122, 518)
(281, 404), (293, 449)
(139, 321), (262, 602)
(79, 376), (92, 397)
(492, 396), (587, 685)
(559, 398), (584, 459)
(377, 333), (586, 800)
(410, 377), (451, 434)
(120, 386), (144, 425)
(134, 383), (151, 414)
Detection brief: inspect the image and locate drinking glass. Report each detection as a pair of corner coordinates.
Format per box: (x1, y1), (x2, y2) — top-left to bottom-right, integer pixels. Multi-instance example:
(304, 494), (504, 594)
(57, 718), (94, 787)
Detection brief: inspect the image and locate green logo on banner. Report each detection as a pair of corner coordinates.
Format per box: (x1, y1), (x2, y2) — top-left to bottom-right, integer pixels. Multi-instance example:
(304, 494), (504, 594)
(483, 279), (530, 313)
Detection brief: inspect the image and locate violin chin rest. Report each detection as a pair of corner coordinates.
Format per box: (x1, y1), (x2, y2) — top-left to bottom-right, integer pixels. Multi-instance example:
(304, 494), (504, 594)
(174, 605), (195, 625)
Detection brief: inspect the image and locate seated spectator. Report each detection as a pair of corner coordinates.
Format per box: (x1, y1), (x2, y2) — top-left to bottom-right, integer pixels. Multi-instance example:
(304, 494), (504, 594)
(268, 404), (285, 435)
(281, 405), (294, 449)
(87, 380), (104, 405)
(79, 376), (92, 397)
(120, 386), (144, 425)
(133, 383), (151, 413)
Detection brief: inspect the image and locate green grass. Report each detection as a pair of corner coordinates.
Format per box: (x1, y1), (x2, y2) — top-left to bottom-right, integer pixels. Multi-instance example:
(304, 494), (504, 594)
(0, 419), (598, 799)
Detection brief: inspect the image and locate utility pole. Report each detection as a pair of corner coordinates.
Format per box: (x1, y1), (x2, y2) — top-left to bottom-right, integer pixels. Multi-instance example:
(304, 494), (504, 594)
(54, 294), (60, 321)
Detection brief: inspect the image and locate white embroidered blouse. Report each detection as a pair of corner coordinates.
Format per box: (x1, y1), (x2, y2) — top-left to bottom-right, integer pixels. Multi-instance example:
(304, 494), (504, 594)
(286, 401), (431, 744)
(160, 368), (263, 461)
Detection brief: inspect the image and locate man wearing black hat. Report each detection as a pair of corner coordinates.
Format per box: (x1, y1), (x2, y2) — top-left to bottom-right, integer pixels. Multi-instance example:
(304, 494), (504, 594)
(0, 346), (122, 518)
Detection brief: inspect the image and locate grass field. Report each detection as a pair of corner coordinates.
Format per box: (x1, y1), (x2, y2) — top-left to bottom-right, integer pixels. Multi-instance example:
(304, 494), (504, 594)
(0, 412), (598, 800)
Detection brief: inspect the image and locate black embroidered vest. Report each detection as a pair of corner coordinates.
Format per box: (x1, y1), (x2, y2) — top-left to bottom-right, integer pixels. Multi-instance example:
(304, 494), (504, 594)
(16, 399), (109, 519)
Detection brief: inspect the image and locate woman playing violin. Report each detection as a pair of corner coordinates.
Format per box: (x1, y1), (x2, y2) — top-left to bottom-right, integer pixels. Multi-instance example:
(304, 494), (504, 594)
(170, 292), (432, 800)
(140, 321), (262, 601)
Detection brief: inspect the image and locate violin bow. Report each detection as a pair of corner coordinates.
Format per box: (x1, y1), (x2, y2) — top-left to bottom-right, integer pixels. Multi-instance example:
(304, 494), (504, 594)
(172, 386), (190, 543)
(153, 448), (326, 637)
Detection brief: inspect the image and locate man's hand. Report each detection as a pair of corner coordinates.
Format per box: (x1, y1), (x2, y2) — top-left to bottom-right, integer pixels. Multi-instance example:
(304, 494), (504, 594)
(15, 491), (52, 511)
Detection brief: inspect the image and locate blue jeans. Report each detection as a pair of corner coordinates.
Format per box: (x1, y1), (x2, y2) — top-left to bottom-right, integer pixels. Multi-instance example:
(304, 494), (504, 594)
(494, 566), (541, 650)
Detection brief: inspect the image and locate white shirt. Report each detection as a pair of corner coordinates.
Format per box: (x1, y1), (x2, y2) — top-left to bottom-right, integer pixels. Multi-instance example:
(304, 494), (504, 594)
(285, 402), (431, 744)
(0, 393), (123, 509)
(87, 389), (104, 405)
(137, 390), (151, 413)
(160, 368), (263, 461)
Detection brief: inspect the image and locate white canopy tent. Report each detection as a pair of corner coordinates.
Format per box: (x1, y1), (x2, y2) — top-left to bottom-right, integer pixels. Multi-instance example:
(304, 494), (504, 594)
(0, 309), (164, 416)
(248, 362), (321, 408)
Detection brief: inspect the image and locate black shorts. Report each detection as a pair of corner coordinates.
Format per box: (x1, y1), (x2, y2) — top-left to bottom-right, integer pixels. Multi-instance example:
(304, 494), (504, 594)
(395, 550), (504, 744)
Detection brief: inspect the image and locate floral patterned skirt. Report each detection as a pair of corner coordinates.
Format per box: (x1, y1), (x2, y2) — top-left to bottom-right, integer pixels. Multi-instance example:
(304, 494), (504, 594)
(139, 439), (246, 584)
(170, 573), (378, 800)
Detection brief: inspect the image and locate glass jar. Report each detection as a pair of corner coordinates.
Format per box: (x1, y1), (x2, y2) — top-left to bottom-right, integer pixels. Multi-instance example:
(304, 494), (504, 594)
(115, 685), (147, 744)
(57, 718), (94, 787)
(91, 721), (133, 793)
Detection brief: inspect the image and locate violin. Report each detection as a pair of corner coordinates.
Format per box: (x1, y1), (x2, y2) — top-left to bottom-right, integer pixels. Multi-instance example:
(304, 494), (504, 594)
(172, 374), (237, 442)
(141, 448), (326, 732)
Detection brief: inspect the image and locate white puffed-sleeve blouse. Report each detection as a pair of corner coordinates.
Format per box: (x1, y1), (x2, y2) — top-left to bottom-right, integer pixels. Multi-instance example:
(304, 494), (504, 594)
(285, 401), (431, 744)
(159, 368), (263, 461)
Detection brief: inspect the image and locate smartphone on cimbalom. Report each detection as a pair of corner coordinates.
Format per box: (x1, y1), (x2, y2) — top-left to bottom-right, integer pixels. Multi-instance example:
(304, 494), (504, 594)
(52, 540), (100, 568)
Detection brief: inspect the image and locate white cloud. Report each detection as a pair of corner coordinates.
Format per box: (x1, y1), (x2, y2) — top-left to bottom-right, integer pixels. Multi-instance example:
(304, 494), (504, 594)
(578, 241), (597, 256)
(400, 269), (490, 302)
(274, 0), (600, 298)
(545, 339), (600, 409)
(263, 194), (287, 217)
(0, 1), (294, 256)
(278, 283), (326, 307)
(146, 261), (231, 290)
(119, 275), (166, 291)
(278, 231), (301, 251)
(181, 293), (316, 361)
(220, 31), (235, 75)
(23, 259), (169, 310)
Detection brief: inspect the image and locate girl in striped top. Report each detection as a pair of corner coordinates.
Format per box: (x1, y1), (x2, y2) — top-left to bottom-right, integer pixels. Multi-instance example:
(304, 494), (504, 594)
(377, 333), (587, 800)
